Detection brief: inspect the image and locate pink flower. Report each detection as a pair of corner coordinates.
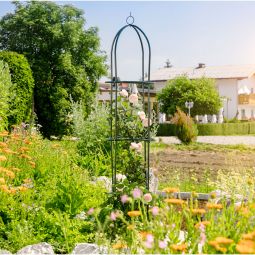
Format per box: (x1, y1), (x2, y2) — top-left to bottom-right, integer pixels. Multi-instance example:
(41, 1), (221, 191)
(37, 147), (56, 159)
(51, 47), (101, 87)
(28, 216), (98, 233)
(132, 188), (142, 199)
(200, 232), (206, 246)
(116, 173), (126, 182)
(129, 93), (138, 105)
(87, 208), (94, 215)
(121, 194), (129, 204)
(138, 111), (146, 120)
(119, 89), (128, 97)
(142, 118), (152, 127)
(143, 193), (152, 203)
(159, 240), (167, 249)
(110, 211), (117, 221)
(143, 240), (153, 249)
(151, 206), (159, 216)
(130, 142), (142, 152)
(146, 234), (154, 243)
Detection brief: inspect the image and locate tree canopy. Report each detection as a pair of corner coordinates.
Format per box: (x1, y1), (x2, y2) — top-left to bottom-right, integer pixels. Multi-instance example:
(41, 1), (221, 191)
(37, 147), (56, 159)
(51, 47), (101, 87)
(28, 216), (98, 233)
(0, 1), (107, 137)
(157, 76), (222, 117)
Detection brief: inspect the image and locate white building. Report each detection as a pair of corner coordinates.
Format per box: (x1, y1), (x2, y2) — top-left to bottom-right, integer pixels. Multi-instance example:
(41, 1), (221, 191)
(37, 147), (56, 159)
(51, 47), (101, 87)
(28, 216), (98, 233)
(150, 63), (255, 120)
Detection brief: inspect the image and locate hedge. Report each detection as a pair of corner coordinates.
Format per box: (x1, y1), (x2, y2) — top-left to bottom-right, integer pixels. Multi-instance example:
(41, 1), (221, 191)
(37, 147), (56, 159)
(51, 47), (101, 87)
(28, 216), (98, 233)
(0, 51), (34, 127)
(157, 122), (255, 136)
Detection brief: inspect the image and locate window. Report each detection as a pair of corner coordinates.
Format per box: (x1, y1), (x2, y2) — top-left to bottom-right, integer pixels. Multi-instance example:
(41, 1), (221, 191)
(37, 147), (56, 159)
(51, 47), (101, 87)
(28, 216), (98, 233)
(241, 109), (246, 119)
(251, 109), (254, 118)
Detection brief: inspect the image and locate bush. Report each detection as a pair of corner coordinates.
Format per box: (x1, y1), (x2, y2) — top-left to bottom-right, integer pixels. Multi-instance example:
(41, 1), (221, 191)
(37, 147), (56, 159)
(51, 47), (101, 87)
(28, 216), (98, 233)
(0, 51), (34, 127)
(0, 60), (12, 130)
(171, 108), (198, 144)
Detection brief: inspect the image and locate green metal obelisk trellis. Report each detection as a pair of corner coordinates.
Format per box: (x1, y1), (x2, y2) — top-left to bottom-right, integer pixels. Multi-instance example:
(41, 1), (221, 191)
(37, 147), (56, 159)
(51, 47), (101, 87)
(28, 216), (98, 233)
(107, 14), (153, 192)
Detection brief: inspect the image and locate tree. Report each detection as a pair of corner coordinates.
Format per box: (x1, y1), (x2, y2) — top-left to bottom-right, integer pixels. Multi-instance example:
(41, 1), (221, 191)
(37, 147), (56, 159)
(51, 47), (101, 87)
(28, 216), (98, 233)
(0, 1), (107, 137)
(157, 76), (222, 117)
(0, 51), (34, 127)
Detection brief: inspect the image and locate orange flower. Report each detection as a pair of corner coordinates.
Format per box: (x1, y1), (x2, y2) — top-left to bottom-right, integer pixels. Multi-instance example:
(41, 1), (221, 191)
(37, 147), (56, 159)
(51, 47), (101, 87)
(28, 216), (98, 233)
(52, 144), (60, 148)
(237, 206), (251, 217)
(12, 167), (21, 172)
(0, 142), (8, 148)
(164, 198), (185, 205)
(215, 237), (234, 245)
(0, 155), (7, 161)
(0, 184), (8, 192)
(0, 131), (9, 137)
(163, 187), (179, 193)
(19, 147), (30, 152)
(206, 203), (223, 210)
(170, 243), (187, 252)
(112, 242), (127, 249)
(24, 139), (33, 145)
(195, 221), (210, 228)
(18, 186), (28, 192)
(236, 240), (255, 254)
(2, 148), (15, 154)
(127, 210), (141, 217)
(0, 178), (5, 184)
(208, 241), (227, 253)
(242, 231), (255, 240)
(191, 208), (206, 215)
(0, 167), (8, 172)
(23, 178), (32, 184)
(9, 187), (16, 194)
(4, 170), (15, 179)
(19, 154), (32, 160)
(28, 161), (36, 168)
(139, 231), (152, 239)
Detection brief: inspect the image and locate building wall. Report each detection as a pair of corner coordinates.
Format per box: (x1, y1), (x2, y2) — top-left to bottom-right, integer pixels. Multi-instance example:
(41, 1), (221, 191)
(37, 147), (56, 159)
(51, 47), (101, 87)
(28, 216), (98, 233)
(216, 79), (238, 119)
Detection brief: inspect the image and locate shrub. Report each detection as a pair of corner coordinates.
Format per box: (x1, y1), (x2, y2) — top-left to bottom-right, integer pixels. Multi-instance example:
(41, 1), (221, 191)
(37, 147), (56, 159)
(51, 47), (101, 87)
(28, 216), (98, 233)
(0, 51), (34, 127)
(0, 60), (11, 130)
(171, 108), (198, 144)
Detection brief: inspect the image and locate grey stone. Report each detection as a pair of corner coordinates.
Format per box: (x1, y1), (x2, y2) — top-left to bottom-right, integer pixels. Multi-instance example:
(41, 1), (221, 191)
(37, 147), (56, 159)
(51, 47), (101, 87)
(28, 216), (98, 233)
(17, 242), (54, 254)
(0, 250), (12, 254)
(72, 243), (107, 254)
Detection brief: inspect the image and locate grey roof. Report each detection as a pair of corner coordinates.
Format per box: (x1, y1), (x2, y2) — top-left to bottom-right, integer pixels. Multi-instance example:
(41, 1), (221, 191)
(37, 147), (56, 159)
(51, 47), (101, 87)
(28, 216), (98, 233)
(150, 65), (255, 81)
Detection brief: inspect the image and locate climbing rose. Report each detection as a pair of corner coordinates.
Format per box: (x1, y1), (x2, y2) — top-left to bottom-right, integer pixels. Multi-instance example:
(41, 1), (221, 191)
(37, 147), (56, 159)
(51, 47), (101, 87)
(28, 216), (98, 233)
(119, 89), (128, 97)
(129, 93), (139, 105)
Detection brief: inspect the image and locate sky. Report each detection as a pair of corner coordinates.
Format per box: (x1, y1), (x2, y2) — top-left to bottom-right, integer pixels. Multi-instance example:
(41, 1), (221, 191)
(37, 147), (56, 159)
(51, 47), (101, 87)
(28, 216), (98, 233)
(1, 1), (255, 81)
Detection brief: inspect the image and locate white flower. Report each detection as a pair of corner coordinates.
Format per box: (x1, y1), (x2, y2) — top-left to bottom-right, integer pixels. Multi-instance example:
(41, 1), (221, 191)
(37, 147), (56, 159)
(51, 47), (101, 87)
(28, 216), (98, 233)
(129, 93), (139, 105)
(116, 173), (127, 182)
(119, 89), (128, 97)
(138, 111), (146, 120)
(130, 142), (142, 152)
(142, 118), (152, 127)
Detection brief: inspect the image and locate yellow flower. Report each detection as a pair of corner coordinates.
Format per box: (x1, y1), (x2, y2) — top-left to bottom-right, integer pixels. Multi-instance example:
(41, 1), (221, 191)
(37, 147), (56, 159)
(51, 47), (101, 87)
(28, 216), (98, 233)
(0, 155), (7, 161)
(162, 187), (179, 193)
(170, 243), (187, 252)
(195, 221), (210, 228)
(236, 240), (255, 254)
(215, 237), (234, 245)
(127, 224), (135, 230)
(0, 184), (9, 192)
(0, 167), (8, 173)
(206, 203), (223, 210)
(9, 187), (16, 194)
(164, 198), (185, 205)
(0, 178), (5, 184)
(112, 242), (127, 249)
(0, 131), (9, 137)
(191, 208), (206, 215)
(127, 210), (141, 217)
(242, 231), (255, 240)
(5, 170), (15, 179)
(18, 186), (28, 192)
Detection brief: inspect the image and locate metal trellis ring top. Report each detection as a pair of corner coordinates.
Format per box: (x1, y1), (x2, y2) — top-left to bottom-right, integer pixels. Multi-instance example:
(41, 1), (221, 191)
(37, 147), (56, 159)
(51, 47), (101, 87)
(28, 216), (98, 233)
(126, 13), (134, 25)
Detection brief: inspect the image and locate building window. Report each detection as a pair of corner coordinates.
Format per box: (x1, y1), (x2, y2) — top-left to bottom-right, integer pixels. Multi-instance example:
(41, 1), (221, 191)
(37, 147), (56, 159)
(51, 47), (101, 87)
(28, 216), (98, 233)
(251, 109), (254, 118)
(241, 109), (246, 119)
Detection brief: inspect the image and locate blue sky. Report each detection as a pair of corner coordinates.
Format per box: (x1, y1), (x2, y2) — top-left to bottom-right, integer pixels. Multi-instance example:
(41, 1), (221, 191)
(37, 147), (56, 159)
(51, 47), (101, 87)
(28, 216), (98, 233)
(1, 1), (255, 80)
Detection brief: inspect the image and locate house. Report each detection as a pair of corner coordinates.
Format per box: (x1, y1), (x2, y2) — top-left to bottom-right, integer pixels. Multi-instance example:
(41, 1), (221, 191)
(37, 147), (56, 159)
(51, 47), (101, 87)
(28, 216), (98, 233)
(150, 63), (255, 120)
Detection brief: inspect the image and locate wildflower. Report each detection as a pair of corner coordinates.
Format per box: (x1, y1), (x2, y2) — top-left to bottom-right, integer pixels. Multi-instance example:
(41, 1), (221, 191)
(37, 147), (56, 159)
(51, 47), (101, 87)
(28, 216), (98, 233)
(143, 193), (152, 203)
(19, 154), (32, 160)
(142, 118), (152, 128)
(121, 194), (129, 204)
(110, 211), (117, 221)
(116, 173), (126, 182)
(236, 240), (255, 254)
(9, 187), (16, 194)
(127, 210), (141, 217)
(215, 237), (234, 245)
(0, 185), (8, 192)
(127, 224), (135, 230)
(191, 208), (206, 215)
(150, 206), (159, 216)
(0, 167), (8, 172)
(164, 198), (185, 205)
(158, 240), (167, 249)
(139, 231), (152, 240)
(2, 148), (15, 154)
(130, 142), (142, 152)
(129, 93), (139, 105)
(19, 147), (29, 152)
(206, 203), (223, 210)
(0, 142), (7, 148)
(24, 139), (33, 145)
(87, 208), (94, 215)
(5, 170), (15, 179)
(195, 221), (210, 229)
(242, 231), (255, 240)
(170, 243), (187, 252)
(112, 242), (127, 249)
(0, 178), (5, 184)
(12, 167), (21, 172)
(132, 187), (142, 199)
(0, 155), (7, 161)
(119, 89), (128, 98)
(28, 161), (36, 168)
(163, 187), (179, 193)
(138, 111), (146, 120)
(52, 144), (60, 148)
(0, 131), (9, 137)
(19, 186), (28, 192)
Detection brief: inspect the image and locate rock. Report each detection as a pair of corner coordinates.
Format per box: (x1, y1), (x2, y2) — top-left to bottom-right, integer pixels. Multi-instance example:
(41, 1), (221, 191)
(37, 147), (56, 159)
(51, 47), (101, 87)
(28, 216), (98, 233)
(0, 250), (12, 254)
(17, 242), (54, 254)
(71, 243), (107, 254)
